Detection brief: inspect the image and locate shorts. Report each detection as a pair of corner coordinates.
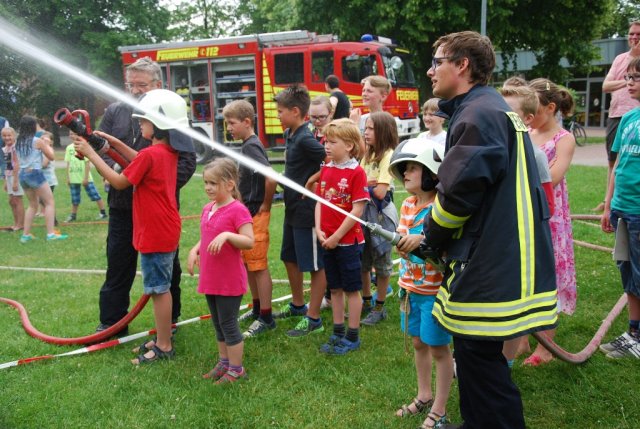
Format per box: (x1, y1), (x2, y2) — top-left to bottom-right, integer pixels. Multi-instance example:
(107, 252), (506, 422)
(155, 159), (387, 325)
(400, 292), (451, 346)
(361, 238), (394, 276)
(280, 224), (324, 272)
(140, 251), (175, 295)
(242, 211), (270, 272)
(606, 117), (621, 163)
(611, 210), (640, 298)
(69, 182), (102, 206)
(6, 174), (24, 196)
(324, 243), (364, 292)
(19, 169), (47, 189)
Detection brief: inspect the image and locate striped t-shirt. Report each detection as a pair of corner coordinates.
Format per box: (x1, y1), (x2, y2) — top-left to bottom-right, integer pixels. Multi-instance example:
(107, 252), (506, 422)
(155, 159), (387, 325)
(397, 195), (443, 295)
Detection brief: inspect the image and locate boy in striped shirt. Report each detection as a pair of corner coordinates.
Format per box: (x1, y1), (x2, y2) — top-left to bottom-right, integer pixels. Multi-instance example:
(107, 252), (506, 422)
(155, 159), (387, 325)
(390, 138), (453, 429)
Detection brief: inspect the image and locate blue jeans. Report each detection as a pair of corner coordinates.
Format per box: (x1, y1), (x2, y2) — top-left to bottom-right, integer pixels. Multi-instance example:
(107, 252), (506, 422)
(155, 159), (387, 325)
(140, 251), (176, 295)
(611, 210), (640, 297)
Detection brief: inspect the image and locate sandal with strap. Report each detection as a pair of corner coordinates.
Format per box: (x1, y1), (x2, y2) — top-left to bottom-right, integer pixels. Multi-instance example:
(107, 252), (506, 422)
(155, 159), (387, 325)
(202, 361), (228, 380)
(132, 335), (174, 354)
(131, 345), (175, 365)
(214, 368), (248, 385)
(396, 397), (434, 417)
(419, 411), (447, 429)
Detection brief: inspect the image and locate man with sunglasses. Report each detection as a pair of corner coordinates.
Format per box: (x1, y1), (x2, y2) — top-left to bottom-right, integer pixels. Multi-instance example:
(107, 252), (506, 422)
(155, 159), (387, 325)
(596, 21), (640, 212)
(93, 57), (196, 337)
(417, 31), (557, 428)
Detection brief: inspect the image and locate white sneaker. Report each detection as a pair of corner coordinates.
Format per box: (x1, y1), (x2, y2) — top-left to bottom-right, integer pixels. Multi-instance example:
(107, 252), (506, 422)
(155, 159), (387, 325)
(606, 335), (640, 359)
(320, 297), (332, 310)
(600, 331), (636, 354)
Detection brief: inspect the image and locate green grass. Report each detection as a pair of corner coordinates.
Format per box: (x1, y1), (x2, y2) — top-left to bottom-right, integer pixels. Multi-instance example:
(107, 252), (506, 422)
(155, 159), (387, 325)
(0, 161), (638, 429)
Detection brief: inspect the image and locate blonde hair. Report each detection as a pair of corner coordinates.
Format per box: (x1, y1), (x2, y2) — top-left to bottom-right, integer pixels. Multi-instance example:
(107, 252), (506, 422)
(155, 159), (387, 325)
(362, 75), (391, 95)
(499, 86), (539, 117)
(223, 100), (255, 126)
(1, 127), (16, 138)
(323, 118), (362, 159)
(422, 98), (441, 114)
(203, 157), (241, 201)
(310, 95), (334, 115)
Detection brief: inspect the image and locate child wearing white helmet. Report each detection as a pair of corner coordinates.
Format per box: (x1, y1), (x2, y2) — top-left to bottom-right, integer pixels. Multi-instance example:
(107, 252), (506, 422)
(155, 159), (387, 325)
(74, 89), (192, 365)
(389, 138), (454, 429)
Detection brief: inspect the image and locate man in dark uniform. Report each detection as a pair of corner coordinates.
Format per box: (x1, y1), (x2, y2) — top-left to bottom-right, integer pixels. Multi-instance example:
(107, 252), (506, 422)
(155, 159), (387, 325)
(419, 31), (558, 429)
(95, 57), (196, 335)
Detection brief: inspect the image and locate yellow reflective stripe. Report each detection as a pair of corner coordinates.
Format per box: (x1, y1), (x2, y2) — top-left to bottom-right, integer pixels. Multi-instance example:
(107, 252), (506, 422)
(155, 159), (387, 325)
(436, 287), (557, 316)
(506, 111), (528, 132)
(514, 127), (535, 298)
(432, 195), (470, 229)
(432, 303), (558, 337)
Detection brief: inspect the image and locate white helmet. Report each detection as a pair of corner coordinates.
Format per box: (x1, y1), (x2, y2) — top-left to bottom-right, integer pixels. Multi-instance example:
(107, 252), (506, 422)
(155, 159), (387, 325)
(132, 89), (194, 152)
(388, 138), (445, 181)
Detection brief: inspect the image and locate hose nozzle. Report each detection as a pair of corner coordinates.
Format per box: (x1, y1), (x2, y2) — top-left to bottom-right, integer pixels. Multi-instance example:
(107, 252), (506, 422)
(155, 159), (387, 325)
(365, 222), (401, 246)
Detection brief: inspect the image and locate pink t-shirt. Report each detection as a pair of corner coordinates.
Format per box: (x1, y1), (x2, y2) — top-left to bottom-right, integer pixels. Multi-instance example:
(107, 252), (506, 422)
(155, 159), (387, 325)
(197, 200), (253, 296)
(607, 51), (640, 118)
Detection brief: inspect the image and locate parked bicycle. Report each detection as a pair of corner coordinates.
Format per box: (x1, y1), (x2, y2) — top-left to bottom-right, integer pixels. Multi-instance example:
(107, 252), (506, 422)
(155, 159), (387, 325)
(563, 115), (588, 146)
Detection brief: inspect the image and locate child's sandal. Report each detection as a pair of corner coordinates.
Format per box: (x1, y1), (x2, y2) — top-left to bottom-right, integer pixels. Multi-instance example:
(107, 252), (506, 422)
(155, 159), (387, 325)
(214, 368), (248, 385)
(131, 345), (175, 365)
(419, 411), (447, 429)
(202, 362), (228, 380)
(396, 397), (433, 417)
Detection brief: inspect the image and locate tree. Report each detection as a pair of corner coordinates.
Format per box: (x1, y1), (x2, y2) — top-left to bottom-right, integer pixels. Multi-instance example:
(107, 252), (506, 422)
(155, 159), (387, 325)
(0, 0), (171, 135)
(235, 0), (615, 94)
(168, 0), (240, 41)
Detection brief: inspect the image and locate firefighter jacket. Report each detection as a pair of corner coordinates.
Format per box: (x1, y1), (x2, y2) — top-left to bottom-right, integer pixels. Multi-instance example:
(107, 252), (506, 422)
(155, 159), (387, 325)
(424, 85), (558, 341)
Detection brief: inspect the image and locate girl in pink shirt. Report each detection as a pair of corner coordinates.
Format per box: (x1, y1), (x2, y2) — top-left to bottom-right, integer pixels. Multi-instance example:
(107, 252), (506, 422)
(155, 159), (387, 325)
(188, 158), (254, 384)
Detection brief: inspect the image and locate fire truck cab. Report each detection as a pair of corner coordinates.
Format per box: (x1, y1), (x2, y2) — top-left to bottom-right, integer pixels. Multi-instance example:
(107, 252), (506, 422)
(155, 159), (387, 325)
(119, 30), (420, 163)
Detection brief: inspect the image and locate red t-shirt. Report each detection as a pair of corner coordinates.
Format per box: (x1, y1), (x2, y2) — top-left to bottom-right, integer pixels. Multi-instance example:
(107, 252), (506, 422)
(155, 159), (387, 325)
(316, 158), (369, 245)
(123, 143), (180, 253)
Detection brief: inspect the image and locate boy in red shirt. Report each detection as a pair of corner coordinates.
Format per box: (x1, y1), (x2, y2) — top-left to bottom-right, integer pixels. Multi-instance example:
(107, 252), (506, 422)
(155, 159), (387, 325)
(74, 89), (193, 364)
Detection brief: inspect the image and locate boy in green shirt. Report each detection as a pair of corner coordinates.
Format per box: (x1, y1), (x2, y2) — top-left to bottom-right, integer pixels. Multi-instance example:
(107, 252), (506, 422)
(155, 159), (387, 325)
(64, 137), (107, 222)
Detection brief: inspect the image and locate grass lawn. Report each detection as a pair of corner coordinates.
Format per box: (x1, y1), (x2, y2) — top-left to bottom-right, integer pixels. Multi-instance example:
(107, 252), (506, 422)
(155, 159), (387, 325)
(0, 160), (638, 429)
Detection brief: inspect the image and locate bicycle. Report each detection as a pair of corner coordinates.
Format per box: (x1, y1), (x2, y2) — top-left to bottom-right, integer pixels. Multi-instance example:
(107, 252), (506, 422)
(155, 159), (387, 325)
(563, 115), (588, 146)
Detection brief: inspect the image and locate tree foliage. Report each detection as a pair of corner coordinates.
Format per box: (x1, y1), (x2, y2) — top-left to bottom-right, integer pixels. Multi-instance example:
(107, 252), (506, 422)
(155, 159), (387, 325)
(0, 0), (171, 131)
(168, 0), (239, 41)
(236, 0), (616, 94)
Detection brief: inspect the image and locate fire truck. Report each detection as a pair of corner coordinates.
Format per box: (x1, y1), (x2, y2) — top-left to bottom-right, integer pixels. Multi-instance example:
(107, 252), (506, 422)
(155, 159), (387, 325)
(119, 30), (420, 163)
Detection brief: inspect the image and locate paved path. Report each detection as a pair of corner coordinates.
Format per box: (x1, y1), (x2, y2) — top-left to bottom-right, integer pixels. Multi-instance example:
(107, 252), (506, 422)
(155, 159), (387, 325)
(572, 143), (608, 167)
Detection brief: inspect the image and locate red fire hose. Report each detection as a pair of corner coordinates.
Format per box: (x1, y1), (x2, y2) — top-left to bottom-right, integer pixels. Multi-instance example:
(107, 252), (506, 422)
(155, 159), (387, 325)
(0, 295), (149, 345)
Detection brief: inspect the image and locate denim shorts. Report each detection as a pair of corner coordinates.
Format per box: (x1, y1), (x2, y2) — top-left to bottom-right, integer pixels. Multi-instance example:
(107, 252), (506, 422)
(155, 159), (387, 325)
(400, 292), (451, 346)
(140, 251), (175, 295)
(69, 183), (102, 205)
(324, 243), (363, 292)
(611, 210), (640, 297)
(19, 169), (47, 189)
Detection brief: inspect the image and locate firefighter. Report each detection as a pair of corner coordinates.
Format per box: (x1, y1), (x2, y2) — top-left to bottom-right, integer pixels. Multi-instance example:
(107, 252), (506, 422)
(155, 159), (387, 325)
(420, 31), (558, 429)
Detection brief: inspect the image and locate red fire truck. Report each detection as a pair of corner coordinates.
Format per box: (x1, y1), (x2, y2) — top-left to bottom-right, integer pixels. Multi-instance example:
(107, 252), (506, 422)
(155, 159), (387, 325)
(119, 30), (420, 163)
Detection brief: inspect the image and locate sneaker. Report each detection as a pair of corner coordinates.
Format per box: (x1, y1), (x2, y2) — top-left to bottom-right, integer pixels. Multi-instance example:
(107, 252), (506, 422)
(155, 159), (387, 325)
(20, 234), (36, 243)
(65, 214), (76, 222)
(95, 323), (129, 338)
(286, 317), (324, 338)
(243, 318), (276, 338)
(46, 232), (68, 242)
(606, 338), (640, 359)
(274, 303), (308, 319)
(238, 309), (259, 323)
(97, 213), (108, 220)
(372, 285), (394, 302)
(320, 297), (332, 310)
(319, 334), (344, 353)
(600, 331), (637, 354)
(362, 300), (373, 316)
(361, 306), (388, 326)
(328, 337), (360, 355)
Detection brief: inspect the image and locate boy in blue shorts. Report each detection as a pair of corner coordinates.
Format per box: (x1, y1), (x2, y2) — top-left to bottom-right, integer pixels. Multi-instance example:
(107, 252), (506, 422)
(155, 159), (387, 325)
(390, 139), (453, 428)
(273, 85), (328, 338)
(74, 89), (193, 364)
(64, 133), (107, 222)
(601, 56), (640, 359)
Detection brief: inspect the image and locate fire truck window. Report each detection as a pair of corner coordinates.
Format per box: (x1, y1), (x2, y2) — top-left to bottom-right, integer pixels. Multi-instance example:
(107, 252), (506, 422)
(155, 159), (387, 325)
(312, 51), (333, 83)
(275, 53), (304, 84)
(342, 54), (377, 83)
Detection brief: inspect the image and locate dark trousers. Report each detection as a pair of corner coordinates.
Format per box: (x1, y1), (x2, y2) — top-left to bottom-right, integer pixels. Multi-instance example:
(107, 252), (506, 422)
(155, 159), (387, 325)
(454, 336), (526, 429)
(99, 207), (182, 325)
